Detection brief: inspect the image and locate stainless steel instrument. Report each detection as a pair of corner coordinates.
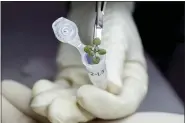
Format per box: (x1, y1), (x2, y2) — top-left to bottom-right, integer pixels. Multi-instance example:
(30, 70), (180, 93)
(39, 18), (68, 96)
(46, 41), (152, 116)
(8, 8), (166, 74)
(94, 1), (107, 40)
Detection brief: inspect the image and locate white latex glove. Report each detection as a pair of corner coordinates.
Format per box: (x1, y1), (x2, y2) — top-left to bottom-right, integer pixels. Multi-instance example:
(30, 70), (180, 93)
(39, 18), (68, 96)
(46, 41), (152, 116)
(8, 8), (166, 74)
(29, 2), (149, 123)
(1, 80), (50, 123)
(1, 81), (184, 123)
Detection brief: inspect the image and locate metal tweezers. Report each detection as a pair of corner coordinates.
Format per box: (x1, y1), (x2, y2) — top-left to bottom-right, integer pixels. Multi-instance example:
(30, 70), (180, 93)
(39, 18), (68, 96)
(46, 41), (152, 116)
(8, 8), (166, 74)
(94, 1), (107, 40)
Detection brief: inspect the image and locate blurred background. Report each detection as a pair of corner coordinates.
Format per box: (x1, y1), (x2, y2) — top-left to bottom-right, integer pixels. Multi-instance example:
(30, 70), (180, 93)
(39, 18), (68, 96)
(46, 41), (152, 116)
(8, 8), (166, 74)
(134, 2), (184, 103)
(1, 2), (184, 114)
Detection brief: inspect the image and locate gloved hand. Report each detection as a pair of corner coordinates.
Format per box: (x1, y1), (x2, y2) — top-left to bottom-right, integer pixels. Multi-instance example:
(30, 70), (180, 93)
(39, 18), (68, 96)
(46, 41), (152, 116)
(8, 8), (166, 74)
(29, 2), (148, 123)
(2, 2), (148, 123)
(1, 81), (184, 123)
(1, 2), (184, 123)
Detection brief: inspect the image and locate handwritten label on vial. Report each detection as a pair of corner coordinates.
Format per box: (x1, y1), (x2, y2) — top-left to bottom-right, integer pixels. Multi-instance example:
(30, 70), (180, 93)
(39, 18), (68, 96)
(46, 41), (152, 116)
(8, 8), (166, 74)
(88, 69), (105, 76)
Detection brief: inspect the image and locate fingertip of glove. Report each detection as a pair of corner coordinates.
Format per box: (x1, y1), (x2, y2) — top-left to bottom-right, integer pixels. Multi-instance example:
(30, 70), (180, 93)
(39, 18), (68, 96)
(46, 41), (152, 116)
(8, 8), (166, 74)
(77, 85), (94, 93)
(31, 105), (48, 117)
(76, 85), (97, 107)
(48, 97), (88, 123)
(32, 79), (56, 97)
(107, 80), (123, 95)
(47, 98), (69, 123)
(30, 98), (48, 117)
(30, 91), (59, 117)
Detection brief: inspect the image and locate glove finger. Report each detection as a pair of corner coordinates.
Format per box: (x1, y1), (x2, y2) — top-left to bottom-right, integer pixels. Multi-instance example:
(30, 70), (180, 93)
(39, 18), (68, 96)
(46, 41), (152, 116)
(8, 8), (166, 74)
(31, 87), (78, 117)
(102, 2), (148, 95)
(48, 97), (94, 123)
(77, 85), (125, 119)
(2, 95), (37, 123)
(101, 2), (131, 94)
(2, 80), (50, 123)
(32, 79), (69, 97)
(77, 80), (147, 120)
(105, 43), (125, 94)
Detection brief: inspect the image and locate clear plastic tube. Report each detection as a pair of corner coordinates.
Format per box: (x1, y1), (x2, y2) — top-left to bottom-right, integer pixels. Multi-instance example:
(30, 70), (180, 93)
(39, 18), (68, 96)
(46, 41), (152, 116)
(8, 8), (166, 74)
(82, 52), (107, 89)
(52, 17), (107, 89)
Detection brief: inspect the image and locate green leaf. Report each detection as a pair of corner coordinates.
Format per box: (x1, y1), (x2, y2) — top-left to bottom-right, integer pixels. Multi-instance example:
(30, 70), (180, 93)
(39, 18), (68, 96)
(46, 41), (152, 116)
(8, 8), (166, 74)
(93, 38), (101, 45)
(98, 49), (106, 55)
(84, 45), (93, 53)
(87, 45), (93, 49)
(88, 51), (94, 56)
(92, 56), (100, 64)
(84, 46), (90, 53)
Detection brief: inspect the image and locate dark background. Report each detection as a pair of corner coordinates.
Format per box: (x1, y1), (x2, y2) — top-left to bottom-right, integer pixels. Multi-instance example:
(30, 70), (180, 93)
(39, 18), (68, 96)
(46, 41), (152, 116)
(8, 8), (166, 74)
(133, 2), (184, 103)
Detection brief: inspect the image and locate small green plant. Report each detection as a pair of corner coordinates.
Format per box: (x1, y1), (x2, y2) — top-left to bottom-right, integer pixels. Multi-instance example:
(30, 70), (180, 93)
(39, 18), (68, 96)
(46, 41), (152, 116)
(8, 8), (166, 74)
(84, 38), (106, 64)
